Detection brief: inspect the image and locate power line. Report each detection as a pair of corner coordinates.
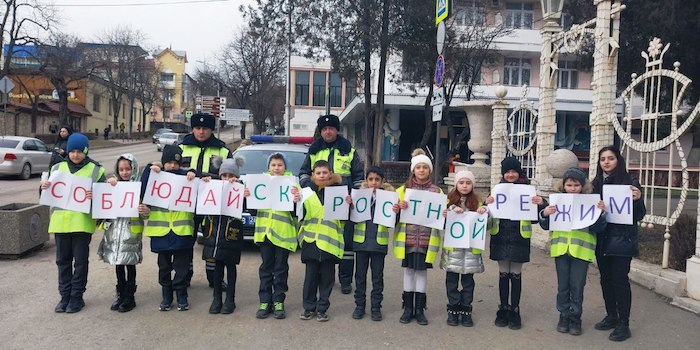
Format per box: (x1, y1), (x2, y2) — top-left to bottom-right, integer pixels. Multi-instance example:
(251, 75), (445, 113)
(55, 0), (234, 7)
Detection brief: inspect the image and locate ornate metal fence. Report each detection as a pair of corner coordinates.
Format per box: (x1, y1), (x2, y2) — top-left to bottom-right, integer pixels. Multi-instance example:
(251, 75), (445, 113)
(611, 38), (700, 268)
(504, 86), (538, 179)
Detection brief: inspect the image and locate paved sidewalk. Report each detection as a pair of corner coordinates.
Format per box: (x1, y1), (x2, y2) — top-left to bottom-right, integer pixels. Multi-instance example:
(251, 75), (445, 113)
(0, 236), (698, 350)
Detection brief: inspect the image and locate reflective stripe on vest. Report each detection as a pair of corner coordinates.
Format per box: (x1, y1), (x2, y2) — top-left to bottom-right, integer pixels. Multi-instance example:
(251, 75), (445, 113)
(144, 207), (194, 237)
(550, 229), (597, 262)
(488, 218), (532, 239)
(298, 193), (344, 258)
(48, 161), (104, 234)
(353, 222), (389, 245)
(309, 148), (355, 176)
(254, 209), (298, 251)
(392, 186), (442, 263)
(180, 144), (229, 173)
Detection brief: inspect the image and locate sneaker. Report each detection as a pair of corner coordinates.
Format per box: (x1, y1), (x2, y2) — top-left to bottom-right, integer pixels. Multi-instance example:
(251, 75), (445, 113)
(371, 309), (382, 321)
(317, 311), (329, 322)
(594, 315), (618, 331)
(341, 284), (352, 294)
(352, 306), (365, 319)
(256, 302), (272, 319)
(300, 310), (315, 320)
(159, 300), (172, 311)
(177, 302), (189, 311)
(273, 302), (286, 319)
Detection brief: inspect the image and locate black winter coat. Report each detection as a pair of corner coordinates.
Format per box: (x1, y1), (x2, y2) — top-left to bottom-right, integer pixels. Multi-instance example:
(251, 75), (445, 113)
(593, 176), (646, 258)
(201, 215), (244, 264)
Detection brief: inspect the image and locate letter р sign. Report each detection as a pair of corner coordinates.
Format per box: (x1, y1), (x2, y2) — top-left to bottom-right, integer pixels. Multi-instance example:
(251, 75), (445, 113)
(435, 0), (451, 25)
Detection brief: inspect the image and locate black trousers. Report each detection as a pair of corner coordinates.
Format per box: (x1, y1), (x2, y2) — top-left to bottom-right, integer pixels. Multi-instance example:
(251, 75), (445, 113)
(596, 254), (632, 320)
(116, 265), (136, 285)
(157, 249), (192, 291)
(303, 260), (335, 312)
(258, 240), (290, 303)
(354, 251), (385, 309)
(213, 260), (237, 295)
(55, 233), (91, 297)
(338, 221), (355, 286)
(445, 272), (475, 307)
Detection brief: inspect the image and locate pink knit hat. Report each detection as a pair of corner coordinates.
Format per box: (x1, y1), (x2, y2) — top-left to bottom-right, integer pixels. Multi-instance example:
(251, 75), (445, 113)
(454, 170), (476, 184)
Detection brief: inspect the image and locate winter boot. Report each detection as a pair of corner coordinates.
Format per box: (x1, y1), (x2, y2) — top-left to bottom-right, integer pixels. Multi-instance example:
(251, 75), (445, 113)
(118, 284), (137, 313)
(461, 305), (474, 327)
(594, 315), (618, 331)
(569, 316), (582, 336)
(176, 289), (189, 311)
(159, 287), (173, 311)
(111, 283), (125, 311)
(352, 305), (365, 319)
(495, 305), (509, 327)
(557, 313), (570, 333)
(65, 294), (85, 313)
(209, 286), (223, 314)
(414, 293), (428, 326)
(609, 318), (631, 342)
(371, 307), (383, 321)
(399, 291), (414, 324)
(55, 295), (70, 313)
(508, 306), (522, 330)
(446, 305), (460, 326)
(221, 286), (236, 314)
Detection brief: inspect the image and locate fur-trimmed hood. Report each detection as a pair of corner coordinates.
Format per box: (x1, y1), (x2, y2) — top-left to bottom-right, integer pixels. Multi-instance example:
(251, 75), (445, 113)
(360, 181), (395, 191)
(312, 172), (343, 189)
(308, 134), (352, 155)
(553, 179), (593, 194)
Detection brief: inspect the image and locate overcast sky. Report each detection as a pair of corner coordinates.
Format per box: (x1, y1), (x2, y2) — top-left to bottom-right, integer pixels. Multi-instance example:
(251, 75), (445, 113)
(56, 0), (253, 74)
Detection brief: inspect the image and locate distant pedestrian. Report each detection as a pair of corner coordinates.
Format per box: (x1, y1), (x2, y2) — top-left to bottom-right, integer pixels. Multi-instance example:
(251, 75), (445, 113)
(50, 125), (72, 168)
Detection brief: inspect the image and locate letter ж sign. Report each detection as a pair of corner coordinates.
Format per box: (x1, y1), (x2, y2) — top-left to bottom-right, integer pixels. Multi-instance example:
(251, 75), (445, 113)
(435, 0), (451, 25)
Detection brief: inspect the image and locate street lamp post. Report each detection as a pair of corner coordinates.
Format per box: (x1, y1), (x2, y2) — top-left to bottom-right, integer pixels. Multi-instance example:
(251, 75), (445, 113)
(535, 0), (565, 181)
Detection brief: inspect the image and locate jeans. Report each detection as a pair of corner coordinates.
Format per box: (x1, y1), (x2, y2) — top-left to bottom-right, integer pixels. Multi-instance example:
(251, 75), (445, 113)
(354, 251), (385, 309)
(555, 255), (589, 319)
(446, 272), (475, 307)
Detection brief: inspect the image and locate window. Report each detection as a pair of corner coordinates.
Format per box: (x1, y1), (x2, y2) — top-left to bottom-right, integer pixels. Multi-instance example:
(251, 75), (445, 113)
(92, 93), (101, 112)
(160, 73), (174, 82)
(557, 60), (579, 89)
(292, 123), (309, 131)
(460, 64), (482, 85)
(108, 99), (112, 116)
(163, 108), (170, 119)
(313, 71), (327, 107)
(330, 73), (342, 107)
(345, 78), (356, 107)
(505, 2), (534, 29)
(454, 0), (486, 26)
(295, 71), (309, 106)
(503, 58), (531, 86)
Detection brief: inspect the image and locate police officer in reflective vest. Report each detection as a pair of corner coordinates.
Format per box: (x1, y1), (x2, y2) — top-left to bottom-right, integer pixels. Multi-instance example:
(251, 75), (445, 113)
(299, 114), (364, 294)
(179, 113), (232, 287)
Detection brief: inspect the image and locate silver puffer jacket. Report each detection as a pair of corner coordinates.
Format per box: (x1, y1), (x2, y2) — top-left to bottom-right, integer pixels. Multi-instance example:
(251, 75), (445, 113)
(97, 153), (144, 265)
(439, 196), (485, 274)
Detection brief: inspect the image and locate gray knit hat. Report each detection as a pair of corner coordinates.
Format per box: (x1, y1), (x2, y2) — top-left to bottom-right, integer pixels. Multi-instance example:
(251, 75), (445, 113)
(563, 167), (587, 185)
(219, 157), (245, 177)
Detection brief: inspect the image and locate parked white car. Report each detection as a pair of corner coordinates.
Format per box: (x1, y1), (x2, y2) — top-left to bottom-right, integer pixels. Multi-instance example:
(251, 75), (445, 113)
(156, 132), (185, 152)
(0, 136), (52, 179)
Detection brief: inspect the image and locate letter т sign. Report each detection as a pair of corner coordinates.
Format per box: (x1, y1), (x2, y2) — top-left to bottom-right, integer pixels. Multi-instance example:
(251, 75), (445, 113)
(435, 0), (451, 25)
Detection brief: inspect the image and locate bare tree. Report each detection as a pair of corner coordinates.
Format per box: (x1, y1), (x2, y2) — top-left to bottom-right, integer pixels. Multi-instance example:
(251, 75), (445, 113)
(132, 57), (162, 133)
(1, 0), (55, 76)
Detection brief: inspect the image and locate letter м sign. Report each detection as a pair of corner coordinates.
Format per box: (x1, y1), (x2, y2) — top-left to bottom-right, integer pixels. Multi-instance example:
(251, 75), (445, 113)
(436, 0), (451, 25)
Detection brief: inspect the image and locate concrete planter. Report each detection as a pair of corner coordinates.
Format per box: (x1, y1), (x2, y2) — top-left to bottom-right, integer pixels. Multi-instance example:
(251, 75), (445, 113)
(0, 203), (50, 258)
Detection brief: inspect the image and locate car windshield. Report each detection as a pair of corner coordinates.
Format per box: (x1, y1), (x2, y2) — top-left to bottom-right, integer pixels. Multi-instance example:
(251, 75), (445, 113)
(234, 149), (307, 176)
(0, 140), (20, 148)
(156, 129), (172, 135)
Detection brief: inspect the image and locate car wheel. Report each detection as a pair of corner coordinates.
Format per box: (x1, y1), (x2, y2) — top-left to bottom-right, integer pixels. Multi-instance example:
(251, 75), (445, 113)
(20, 163), (31, 180)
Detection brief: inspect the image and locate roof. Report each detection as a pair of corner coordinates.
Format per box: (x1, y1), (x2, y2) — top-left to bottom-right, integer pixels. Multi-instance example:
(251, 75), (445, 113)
(39, 101), (92, 117)
(0, 136), (39, 142)
(2, 44), (39, 58)
(155, 48), (188, 63)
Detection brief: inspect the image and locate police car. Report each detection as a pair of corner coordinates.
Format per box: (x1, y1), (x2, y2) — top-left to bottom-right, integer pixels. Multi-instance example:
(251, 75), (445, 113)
(222, 135), (311, 241)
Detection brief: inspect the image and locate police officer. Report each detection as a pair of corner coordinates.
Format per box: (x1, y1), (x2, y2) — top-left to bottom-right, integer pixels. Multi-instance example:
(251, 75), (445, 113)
(179, 113), (232, 287)
(299, 114), (363, 294)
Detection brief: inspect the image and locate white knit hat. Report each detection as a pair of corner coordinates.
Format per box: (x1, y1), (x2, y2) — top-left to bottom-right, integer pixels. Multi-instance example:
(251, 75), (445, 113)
(410, 149), (433, 173)
(454, 170), (476, 184)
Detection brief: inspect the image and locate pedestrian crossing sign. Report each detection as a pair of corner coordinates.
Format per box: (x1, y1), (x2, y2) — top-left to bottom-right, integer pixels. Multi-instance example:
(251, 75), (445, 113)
(436, 0), (450, 25)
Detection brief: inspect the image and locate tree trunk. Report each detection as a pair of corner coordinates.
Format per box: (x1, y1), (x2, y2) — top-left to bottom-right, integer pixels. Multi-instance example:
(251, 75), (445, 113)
(362, 0), (374, 172)
(372, 0), (391, 166)
(419, 81), (434, 148)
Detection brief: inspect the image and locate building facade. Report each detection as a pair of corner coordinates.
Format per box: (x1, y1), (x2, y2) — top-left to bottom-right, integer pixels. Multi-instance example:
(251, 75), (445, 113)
(153, 48), (190, 125)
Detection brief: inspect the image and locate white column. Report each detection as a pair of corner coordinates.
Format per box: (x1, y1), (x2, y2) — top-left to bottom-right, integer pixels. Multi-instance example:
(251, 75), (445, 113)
(535, 20), (561, 181)
(491, 87), (509, 190)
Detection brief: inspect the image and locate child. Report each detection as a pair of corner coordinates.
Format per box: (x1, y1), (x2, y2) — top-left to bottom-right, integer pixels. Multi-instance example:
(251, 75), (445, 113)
(41, 133), (107, 313)
(352, 166), (394, 321)
(440, 170), (487, 327)
(249, 153), (299, 320)
(485, 156), (546, 330)
(140, 145), (198, 311)
(392, 149), (443, 326)
(298, 160), (345, 322)
(539, 167), (607, 336)
(202, 157), (246, 314)
(97, 153), (144, 313)
(591, 146), (645, 342)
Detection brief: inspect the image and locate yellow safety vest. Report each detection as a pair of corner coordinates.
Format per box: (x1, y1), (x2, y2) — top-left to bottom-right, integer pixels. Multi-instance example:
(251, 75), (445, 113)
(48, 161), (105, 234)
(392, 186), (443, 264)
(180, 144), (230, 174)
(488, 217), (532, 238)
(254, 171), (299, 251)
(297, 192), (344, 259)
(353, 222), (389, 245)
(309, 148), (355, 176)
(550, 229), (597, 262)
(144, 207), (194, 237)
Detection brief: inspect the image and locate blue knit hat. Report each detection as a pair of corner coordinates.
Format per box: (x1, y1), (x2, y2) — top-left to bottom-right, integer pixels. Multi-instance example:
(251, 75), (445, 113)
(66, 133), (89, 154)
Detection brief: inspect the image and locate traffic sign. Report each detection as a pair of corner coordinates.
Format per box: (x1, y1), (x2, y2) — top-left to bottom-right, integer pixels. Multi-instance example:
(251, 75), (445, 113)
(431, 87), (445, 106)
(222, 108), (252, 122)
(432, 104), (443, 122)
(436, 22), (446, 55)
(0, 76), (15, 94)
(434, 55), (445, 87)
(435, 0), (451, 25)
